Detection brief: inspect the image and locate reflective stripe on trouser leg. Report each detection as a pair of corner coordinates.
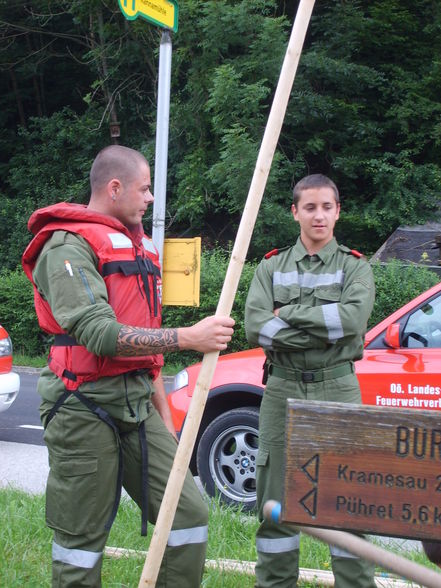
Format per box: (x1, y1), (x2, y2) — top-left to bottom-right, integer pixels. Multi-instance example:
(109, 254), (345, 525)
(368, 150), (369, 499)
(255, 553), (300, 588)
(256, 534), (300, 554)
(43, 406), (120, 588)
(52, 540), (103, 588)
(52, 541), (102, 569)
(52, 539), (103, 587)
(155, 501), (208, 588)
(167, 525), (208, 546)
(159, 534), (208, 588)
(255, 520), (300, 588)
(331, 541), (376, 588)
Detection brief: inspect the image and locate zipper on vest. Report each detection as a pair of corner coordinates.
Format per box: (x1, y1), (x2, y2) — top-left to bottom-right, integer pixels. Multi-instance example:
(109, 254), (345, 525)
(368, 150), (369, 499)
(78, 268), (96, 304)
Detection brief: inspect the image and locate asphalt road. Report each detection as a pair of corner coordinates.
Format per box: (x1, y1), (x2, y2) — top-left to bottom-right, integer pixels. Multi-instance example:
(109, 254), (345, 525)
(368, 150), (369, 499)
(0, 369), (46, 493)
(0, 369), (175, 446)
(0, 369), (44, 445)
(0, 368), (175, 494)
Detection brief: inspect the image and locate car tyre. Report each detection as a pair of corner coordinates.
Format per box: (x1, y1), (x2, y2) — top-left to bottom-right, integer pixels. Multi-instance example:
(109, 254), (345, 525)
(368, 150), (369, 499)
(196, 406), (259, 511)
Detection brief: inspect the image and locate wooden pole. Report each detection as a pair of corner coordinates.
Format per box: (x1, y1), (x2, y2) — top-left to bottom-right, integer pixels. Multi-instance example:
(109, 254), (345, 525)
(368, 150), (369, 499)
(301, 526), (441, 588)
(138, 1), (316, 585)
(263, 501), (441, 588)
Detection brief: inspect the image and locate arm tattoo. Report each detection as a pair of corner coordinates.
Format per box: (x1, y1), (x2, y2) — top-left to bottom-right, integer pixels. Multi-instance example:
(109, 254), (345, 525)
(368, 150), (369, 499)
(116, 325), (179, 356)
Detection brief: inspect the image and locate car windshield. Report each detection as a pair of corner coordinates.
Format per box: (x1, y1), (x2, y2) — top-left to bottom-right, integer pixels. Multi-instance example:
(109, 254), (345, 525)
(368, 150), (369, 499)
(402, 294), (441, 348)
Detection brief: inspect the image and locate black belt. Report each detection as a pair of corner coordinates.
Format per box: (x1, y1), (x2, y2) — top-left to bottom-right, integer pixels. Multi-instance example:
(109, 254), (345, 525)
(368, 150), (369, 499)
(267, 362), (354, 383)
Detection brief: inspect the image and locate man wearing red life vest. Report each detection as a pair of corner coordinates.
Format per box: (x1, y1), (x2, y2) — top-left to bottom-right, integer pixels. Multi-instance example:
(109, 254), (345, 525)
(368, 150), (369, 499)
(22, 145), (234, 588)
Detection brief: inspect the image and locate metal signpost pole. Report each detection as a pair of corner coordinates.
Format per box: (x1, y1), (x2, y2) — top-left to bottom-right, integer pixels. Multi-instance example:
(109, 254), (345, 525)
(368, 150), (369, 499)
(152, 29), (172, 268)
(117, 1), (178, 269)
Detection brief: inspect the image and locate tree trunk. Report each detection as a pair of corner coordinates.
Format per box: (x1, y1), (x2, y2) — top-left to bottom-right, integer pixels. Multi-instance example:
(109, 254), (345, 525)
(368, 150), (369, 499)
(9, 69), (26, 128)
(97, 7), (119, 144)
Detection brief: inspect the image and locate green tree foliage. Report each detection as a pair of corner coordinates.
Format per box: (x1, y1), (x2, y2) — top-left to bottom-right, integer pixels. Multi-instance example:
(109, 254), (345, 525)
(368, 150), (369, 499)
(305, 0), (441, 250)
(0, 0), (440, 270)
(167, 0), (298, 253)
(0, 107), (106, 269)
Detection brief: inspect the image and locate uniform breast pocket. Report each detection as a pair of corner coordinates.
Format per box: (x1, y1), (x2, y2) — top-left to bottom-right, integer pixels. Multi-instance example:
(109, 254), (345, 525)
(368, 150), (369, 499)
(273, 283), (300, 306)
(314, 284), (342, 306)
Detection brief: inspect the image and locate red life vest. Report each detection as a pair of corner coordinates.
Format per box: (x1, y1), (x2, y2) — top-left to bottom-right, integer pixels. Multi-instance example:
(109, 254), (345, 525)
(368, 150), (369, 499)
(22, 202), (164, 390)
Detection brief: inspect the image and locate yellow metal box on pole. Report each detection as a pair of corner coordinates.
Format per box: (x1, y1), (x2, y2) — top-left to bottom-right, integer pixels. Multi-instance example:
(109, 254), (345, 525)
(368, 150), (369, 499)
(162, 237), (201, 306)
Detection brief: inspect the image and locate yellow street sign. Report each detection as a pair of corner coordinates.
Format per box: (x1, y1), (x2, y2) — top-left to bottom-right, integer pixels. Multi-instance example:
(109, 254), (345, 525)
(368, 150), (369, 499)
(118, 0), (179, 32)
(162, 238), (201, 306)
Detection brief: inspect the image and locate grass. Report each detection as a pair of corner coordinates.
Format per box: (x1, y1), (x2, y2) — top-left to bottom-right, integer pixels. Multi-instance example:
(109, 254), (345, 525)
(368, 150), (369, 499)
(13, 353), (47, 368)
(0, 489), (259, 587)
(1, 488), (439, 587)
(12, 353), (184, 376)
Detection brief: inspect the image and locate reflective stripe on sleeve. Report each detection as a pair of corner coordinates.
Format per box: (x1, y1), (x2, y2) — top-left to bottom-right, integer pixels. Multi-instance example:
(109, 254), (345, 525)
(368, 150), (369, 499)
(256, 534), (300, 554)
(273, 270), (299, 287)
(322, 303), (344, 342)
(167, 525), (208, 547)
(258, 317), (290, 349)
(273, 270), (344, 289)
(330, 544), (359, 559)
(52, 541), (102, 569)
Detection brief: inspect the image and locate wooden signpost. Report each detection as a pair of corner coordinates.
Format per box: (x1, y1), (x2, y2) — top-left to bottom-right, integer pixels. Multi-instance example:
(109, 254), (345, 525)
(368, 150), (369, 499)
(283, 399), (441, 541)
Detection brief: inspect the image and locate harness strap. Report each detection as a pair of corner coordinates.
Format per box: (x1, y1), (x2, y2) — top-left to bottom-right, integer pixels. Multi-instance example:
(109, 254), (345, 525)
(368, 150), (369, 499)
(46, 389), (71, 426)
(138, 419), (149, 536)
(136, 255), (153, 316)
(101, 259), (160, 279)
(102, 257), (160, 318)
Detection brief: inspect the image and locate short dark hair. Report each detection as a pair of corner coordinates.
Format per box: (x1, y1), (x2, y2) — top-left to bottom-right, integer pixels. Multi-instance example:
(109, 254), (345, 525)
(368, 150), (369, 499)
(292, 174), (339, 207)
(90, 145), (148, 192)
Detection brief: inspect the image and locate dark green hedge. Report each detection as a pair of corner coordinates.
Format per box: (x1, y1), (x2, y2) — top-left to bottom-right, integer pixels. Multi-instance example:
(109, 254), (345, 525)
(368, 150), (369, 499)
(1, 254), (438, 363)
(161, 248), (258, 366)
(369, 260), (439, 328)
(0, 267), (47, 356)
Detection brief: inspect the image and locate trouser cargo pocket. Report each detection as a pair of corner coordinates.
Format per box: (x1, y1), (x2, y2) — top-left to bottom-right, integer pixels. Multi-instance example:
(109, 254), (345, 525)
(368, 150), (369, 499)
(46, 454), (99, 535)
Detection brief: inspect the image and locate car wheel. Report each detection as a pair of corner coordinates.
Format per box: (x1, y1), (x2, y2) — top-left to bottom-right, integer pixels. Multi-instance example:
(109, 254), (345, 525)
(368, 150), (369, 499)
(196, 406), (259, 511)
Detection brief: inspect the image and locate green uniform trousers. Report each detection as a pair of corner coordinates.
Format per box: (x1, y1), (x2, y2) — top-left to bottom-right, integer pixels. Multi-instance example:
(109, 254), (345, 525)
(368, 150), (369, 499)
(43, 401), (208, 588)
(255, 373), (376, 588)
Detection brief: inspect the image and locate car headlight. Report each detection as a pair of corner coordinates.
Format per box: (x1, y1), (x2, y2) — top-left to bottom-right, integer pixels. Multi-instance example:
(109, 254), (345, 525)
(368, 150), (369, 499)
(0, 336), (13, 357)
(173, 369), (189, 391)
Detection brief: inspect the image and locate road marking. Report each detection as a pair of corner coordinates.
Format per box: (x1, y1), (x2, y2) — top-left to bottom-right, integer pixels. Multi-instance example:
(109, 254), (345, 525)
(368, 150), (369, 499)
(20, 425), (44, 430)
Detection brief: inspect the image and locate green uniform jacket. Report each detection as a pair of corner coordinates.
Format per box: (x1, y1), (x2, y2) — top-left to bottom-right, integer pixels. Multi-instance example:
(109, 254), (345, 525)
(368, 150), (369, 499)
(33, 231), (152, 423)
(245, 238), (375, 371)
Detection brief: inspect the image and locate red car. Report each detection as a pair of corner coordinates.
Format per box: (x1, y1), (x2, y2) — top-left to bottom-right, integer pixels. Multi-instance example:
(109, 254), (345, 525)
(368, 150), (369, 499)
(0, 324), (20, 413)
(168, 282), (441, 510)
